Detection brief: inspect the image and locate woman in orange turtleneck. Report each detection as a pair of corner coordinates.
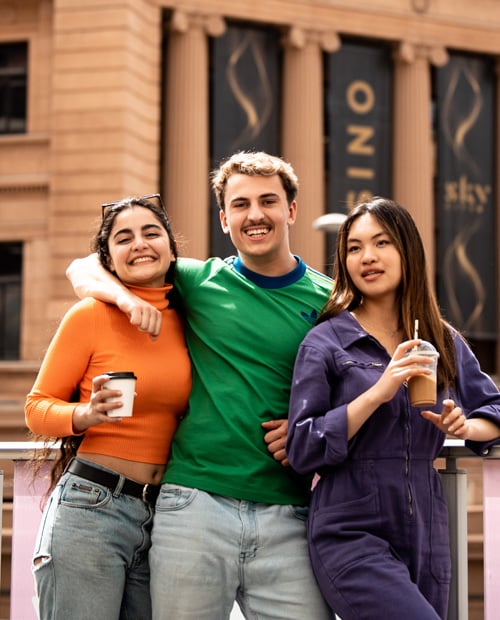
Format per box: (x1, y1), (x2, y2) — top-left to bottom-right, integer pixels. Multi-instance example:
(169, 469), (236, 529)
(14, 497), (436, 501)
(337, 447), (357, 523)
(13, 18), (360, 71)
(25, 195), (191, 620)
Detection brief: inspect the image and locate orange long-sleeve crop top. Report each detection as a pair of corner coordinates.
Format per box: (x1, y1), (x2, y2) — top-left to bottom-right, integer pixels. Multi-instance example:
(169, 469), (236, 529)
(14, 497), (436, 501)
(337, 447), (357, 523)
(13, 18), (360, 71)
(25, 285), (191, 464)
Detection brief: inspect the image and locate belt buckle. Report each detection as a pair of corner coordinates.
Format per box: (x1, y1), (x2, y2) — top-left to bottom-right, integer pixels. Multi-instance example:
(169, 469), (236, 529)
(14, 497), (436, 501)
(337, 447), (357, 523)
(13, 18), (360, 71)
(142, 483), (150, 503)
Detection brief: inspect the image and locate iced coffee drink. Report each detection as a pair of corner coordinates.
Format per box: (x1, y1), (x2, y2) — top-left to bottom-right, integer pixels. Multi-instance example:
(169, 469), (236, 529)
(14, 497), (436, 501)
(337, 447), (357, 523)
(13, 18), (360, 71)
(406, 341), (439, 407)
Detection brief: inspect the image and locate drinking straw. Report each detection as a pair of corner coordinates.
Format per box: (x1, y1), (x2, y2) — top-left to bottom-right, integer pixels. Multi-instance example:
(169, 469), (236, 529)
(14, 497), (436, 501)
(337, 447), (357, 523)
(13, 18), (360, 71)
(414, 319), (419, 340)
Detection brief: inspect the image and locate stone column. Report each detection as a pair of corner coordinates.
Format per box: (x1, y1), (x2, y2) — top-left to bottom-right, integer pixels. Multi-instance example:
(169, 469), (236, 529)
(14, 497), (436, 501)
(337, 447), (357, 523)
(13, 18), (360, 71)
(162, 10), (225, 259)
(393, 42), (448, 279)
(282, 25), (340, 272)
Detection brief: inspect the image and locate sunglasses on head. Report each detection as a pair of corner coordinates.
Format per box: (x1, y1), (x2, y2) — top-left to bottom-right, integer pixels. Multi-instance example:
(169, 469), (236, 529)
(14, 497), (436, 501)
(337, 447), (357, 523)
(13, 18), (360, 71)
(100, 193), (167, 220)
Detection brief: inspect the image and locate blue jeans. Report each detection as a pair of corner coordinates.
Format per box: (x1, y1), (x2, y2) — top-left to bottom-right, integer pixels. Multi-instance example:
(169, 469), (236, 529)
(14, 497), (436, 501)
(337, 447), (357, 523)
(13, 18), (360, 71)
(149, 485), (331, 619)
(32, 460), (154, 620)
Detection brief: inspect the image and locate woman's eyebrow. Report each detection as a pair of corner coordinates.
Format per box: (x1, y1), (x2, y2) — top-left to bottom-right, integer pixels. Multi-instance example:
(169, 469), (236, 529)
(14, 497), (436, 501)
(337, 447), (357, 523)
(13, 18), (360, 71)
(112, 223), (163, 238)
(347, 231), (386, 243)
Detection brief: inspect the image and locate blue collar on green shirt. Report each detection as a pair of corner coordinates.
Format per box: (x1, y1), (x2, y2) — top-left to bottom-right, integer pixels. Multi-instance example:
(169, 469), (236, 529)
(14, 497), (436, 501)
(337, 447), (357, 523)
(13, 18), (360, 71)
(226, 255), (306, 289)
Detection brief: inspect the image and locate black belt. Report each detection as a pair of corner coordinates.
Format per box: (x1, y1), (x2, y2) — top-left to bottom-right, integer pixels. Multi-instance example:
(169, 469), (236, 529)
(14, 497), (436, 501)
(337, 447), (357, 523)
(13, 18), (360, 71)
(67, 458), (161, 505)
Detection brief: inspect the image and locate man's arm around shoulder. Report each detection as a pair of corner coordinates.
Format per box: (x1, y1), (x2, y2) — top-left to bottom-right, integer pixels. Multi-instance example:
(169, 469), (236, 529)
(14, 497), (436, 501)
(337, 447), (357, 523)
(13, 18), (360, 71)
(66, 254), (162, 337)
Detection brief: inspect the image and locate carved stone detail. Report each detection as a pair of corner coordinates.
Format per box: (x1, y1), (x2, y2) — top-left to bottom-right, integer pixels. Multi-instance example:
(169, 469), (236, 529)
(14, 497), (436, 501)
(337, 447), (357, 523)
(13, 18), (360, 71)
(170, 8), (226, 38)
(284, 25), (340, 53)
(395, 41), (448, 67)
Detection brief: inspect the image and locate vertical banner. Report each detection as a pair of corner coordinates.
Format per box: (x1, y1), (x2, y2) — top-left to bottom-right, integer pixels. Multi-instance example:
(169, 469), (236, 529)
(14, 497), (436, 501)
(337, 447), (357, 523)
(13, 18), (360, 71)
(435, 54), (496, 347)
(210, 24), (280, 258)
(325, 41), (392, 261)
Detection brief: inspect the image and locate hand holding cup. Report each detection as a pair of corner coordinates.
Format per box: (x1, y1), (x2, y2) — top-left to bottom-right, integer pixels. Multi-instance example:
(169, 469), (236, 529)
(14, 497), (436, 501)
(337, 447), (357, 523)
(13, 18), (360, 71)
(405, 341), (439, 407)
(103, 371), (137, 417)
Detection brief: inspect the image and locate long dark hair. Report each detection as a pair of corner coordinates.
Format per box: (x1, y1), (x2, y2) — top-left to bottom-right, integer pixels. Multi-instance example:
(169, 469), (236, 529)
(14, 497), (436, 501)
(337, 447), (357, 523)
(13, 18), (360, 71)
(320, 197), (456, 390)
(33, 195), (178, 496)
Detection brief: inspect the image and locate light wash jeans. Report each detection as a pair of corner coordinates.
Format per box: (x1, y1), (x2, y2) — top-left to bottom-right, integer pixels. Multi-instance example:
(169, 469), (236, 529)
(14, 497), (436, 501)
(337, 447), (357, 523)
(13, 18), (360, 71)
(32, 460), (154, 620)
(149, 485), (331, 620)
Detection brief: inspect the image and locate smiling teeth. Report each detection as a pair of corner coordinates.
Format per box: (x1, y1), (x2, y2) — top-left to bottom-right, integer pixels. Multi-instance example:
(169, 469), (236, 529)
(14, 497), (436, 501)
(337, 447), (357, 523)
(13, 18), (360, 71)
(247, 228), (269, 236)
(132, 257), (154, 264)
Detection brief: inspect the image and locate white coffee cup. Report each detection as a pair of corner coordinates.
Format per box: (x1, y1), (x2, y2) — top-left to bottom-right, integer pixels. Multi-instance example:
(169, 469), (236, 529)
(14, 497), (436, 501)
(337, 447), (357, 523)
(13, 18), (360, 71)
(103, 371), (137, 417)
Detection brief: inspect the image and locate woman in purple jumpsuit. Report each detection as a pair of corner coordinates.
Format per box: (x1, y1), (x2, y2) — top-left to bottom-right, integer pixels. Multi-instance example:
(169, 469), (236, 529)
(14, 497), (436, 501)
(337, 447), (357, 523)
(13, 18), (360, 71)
(287, 198), (500, 620)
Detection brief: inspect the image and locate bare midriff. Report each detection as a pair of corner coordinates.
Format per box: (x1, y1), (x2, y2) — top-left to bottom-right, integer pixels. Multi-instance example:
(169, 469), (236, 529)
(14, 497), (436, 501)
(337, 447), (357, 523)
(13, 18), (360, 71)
(78, 452), (165, 485)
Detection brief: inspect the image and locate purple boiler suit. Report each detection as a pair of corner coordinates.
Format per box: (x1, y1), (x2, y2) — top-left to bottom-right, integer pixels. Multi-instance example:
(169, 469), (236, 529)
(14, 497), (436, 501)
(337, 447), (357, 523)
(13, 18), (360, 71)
(287, 310), (500, 620)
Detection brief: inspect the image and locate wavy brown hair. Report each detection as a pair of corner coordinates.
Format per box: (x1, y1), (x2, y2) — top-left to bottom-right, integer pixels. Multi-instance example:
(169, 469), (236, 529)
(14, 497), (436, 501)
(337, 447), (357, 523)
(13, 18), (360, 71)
(320, 197), (456, 390)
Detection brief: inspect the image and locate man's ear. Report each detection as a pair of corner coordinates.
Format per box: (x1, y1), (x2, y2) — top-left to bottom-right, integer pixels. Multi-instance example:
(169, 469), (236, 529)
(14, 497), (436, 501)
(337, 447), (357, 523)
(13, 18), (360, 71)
(219, 209), (230, 235)
(287, 200), (298, 227)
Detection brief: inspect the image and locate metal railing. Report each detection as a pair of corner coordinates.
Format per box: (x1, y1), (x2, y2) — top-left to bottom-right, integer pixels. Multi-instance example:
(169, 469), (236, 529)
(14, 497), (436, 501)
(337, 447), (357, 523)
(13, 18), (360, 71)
(1, 440), (500, 620)
(439, 440), (500, 620)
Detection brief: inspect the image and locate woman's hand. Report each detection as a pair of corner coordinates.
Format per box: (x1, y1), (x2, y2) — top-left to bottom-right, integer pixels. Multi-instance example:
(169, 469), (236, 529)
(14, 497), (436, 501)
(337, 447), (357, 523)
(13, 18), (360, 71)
(372, 339), (433, 403)
(72, 375), (125, 433)
(421, 399), (469, 438)
(421, 399), (500, 442)
(347, 340), (436, 440)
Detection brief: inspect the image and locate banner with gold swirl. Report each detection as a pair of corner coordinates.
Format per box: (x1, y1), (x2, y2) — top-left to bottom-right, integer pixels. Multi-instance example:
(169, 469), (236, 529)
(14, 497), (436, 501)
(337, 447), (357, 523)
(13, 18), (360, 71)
(435, 53), (496, 353)
(210, 23), (280, 258)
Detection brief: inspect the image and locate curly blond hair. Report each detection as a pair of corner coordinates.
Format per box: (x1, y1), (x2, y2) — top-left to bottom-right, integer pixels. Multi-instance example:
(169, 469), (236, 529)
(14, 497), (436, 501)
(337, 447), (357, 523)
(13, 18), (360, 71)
(211, 151), (298, 211)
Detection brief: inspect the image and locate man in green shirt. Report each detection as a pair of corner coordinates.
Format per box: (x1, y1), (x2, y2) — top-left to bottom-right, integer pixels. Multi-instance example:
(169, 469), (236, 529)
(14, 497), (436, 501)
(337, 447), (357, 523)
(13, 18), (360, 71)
(67, 151), (332, 619)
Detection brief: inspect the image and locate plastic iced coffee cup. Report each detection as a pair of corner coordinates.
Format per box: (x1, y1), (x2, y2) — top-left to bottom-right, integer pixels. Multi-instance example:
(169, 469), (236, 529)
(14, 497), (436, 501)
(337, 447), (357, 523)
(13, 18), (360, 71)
(104, 371), (137, 417)
(406, 341), (439, 407)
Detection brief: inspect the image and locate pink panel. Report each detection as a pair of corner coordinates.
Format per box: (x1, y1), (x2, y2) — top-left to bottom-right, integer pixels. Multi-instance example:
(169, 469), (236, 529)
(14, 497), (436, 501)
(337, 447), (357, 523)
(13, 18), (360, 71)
(483, 459), (500, 620)
(11, 461), (51, 620)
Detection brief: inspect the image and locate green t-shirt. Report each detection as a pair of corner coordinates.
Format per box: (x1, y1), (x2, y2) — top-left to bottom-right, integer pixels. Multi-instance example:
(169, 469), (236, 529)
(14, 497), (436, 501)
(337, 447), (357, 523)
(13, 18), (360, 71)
(164, 255), (332, 505)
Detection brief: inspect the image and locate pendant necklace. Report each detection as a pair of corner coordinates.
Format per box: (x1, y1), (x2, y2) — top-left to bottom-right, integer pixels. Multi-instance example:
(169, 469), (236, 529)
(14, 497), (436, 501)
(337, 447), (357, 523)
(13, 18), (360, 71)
(352, 312), (400, 338)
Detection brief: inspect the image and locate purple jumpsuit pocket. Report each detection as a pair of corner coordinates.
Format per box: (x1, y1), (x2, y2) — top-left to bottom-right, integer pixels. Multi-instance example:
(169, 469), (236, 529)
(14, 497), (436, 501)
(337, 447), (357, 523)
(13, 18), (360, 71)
(429, 494), (452, 584)
(309, 490), (382, 577)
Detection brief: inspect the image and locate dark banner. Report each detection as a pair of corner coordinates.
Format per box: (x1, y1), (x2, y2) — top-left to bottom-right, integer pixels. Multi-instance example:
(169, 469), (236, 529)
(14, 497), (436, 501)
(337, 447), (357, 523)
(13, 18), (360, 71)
(435, 54), (496, 341)
(325, 41), (392, 261)
(210, 23), (280, 257)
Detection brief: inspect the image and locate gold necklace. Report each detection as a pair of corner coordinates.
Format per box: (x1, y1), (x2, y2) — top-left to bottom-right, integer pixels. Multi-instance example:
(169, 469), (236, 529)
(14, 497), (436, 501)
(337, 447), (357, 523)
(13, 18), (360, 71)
(352, 312), (401, 338)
